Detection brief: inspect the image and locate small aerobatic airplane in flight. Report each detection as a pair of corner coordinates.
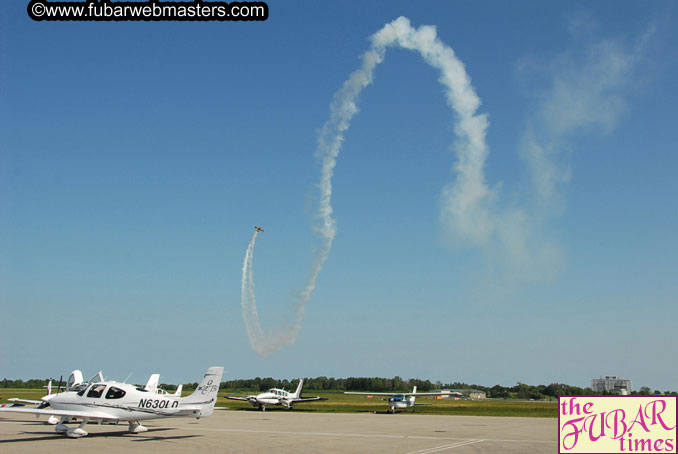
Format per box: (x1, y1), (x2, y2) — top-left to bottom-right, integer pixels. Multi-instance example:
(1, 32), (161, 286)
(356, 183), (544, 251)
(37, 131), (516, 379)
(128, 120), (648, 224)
(226, 379), (327, 411)
(255, 226), (264, 232)
(0, 366), (223, 438)
(345, 386), (444, 413)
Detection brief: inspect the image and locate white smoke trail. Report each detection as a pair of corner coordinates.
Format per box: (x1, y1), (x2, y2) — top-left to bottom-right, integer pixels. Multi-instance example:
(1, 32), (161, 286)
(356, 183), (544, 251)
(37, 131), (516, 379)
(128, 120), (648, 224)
(240, 15), (652, 354)
(241, 16), (495, 355)
(240, 230), (302, 355)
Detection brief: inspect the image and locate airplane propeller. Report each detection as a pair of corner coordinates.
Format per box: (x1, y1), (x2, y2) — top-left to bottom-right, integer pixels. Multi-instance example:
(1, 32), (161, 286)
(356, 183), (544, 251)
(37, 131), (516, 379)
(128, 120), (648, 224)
(36, 376), (61, 410)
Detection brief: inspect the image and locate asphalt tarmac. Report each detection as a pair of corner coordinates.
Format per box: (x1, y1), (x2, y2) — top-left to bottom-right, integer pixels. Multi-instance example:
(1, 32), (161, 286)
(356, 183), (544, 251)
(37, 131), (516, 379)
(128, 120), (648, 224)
(0, 410), (557, 453)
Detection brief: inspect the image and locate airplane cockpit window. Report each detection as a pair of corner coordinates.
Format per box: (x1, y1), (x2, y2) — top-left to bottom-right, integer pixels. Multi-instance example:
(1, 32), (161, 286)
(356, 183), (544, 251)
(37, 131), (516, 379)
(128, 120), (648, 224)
(105, 387), (126, 399)
(87, 384), (107, 398)
(77, 385), (89, 397)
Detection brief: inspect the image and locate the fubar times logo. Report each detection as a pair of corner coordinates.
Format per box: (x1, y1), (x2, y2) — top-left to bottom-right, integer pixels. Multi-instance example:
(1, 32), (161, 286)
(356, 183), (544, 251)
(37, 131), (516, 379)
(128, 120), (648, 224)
(559, 396), (677, 453)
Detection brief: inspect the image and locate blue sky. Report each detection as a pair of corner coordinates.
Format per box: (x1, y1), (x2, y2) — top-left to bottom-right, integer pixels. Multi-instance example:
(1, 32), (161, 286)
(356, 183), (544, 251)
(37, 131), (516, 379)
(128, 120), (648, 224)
(1, 0), (677, 391)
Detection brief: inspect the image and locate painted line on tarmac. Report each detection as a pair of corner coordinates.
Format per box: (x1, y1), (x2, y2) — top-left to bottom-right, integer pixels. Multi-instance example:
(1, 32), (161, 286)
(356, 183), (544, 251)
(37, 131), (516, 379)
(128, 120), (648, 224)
(190, 427), (476, 441)
(190, 427), (554, 444)
(483, 437), (556, 444)
(405, 439), (486, 453)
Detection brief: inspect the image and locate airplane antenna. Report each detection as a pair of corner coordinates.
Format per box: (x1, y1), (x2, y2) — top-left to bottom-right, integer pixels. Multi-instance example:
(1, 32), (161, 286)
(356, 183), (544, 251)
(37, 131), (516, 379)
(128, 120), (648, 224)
(122, 372), (133, 384)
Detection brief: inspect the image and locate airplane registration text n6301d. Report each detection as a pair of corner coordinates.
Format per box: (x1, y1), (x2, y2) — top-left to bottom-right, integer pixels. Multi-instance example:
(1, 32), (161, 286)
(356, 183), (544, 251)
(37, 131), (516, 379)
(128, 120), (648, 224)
(138, 399), (179, 409)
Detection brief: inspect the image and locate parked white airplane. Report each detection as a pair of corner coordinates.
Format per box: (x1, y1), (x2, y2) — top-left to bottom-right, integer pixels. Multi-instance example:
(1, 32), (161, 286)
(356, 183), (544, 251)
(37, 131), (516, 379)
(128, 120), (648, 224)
(7, 370), (181, 425)
(226, 379), (327, 411)
(345, 386), (444, 413)
(0, 366), (223, 438)
(144, 373), (183, 397)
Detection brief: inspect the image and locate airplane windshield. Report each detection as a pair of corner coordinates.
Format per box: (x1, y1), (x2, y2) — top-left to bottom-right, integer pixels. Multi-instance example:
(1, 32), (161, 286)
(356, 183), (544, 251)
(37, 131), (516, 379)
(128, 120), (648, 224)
(105, 387), (126, 399)
(87, 384), (107, 399)
(71, 383), (89, 396)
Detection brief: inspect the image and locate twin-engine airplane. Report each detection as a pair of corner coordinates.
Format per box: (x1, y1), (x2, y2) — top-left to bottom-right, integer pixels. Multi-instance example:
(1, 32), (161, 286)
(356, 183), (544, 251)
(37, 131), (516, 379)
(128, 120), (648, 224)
(345, 386), (444, 413)
(0, 366), (223, 438)
(226, 379), (327, 411)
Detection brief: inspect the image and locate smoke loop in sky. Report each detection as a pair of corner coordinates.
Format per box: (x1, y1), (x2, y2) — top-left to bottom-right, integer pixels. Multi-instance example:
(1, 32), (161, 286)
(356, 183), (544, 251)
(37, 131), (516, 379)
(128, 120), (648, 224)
(239, 13), (646, 355)
(240, 16), (498, 356)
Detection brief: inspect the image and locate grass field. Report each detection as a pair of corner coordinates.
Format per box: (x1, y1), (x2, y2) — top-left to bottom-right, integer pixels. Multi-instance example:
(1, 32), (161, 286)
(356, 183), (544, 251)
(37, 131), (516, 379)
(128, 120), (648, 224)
(0, 388), (45, 403)
(1, 388), (557, 418)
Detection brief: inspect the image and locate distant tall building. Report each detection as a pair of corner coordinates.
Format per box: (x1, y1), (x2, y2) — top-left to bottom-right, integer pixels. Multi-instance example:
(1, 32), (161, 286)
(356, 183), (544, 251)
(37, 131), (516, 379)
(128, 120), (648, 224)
(592, 376), (632, 394)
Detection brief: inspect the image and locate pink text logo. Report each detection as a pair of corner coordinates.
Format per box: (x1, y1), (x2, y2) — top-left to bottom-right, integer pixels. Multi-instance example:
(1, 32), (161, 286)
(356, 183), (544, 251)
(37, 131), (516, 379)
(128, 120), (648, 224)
(559, 396), (677, 453)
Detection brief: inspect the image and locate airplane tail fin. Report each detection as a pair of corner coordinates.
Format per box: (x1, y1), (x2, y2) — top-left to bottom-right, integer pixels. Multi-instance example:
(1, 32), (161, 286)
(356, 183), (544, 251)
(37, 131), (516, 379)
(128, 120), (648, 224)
(173, 384), (183, 397)
(412, 386), (417, 394)
(182, 367), (224, 417)
(145, 374), (160, 393)
(293, 379), (304, 398)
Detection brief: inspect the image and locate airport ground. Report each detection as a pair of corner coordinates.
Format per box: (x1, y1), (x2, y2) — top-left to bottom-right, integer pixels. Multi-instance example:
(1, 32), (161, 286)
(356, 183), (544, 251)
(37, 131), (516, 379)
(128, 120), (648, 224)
(1, 388), (559, 417)
(0, 410), (557, 453)
(0, 389), (558, 452)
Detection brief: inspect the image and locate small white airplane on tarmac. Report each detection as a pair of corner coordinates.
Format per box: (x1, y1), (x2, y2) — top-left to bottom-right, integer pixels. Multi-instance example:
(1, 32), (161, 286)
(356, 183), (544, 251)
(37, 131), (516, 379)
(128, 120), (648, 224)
(143, 373), (183, 397)
(226, 379), (327, 411)
(7, 370), (182, 425)
(0, 366), (223, 438)
(345, 386), (444, 413)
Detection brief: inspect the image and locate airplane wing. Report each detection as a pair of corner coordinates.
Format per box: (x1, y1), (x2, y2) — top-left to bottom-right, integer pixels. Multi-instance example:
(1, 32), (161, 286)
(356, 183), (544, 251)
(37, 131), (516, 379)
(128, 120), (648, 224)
(225, 396), (252, 401)
(401, 392), (446, 397)
(0, 406), (113, 420)
(344, 391), (443, 397)
(344, 392), (402, 396)
(344, 392), (444, 397)
(7, 398), (42, 405)
(290, 397), (328, 403)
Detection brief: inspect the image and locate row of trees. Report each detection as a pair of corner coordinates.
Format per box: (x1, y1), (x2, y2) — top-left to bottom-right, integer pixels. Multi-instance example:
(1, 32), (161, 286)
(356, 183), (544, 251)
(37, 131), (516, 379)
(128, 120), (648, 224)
(0, 379), (52, 389)
(4, 377), (676, 398)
